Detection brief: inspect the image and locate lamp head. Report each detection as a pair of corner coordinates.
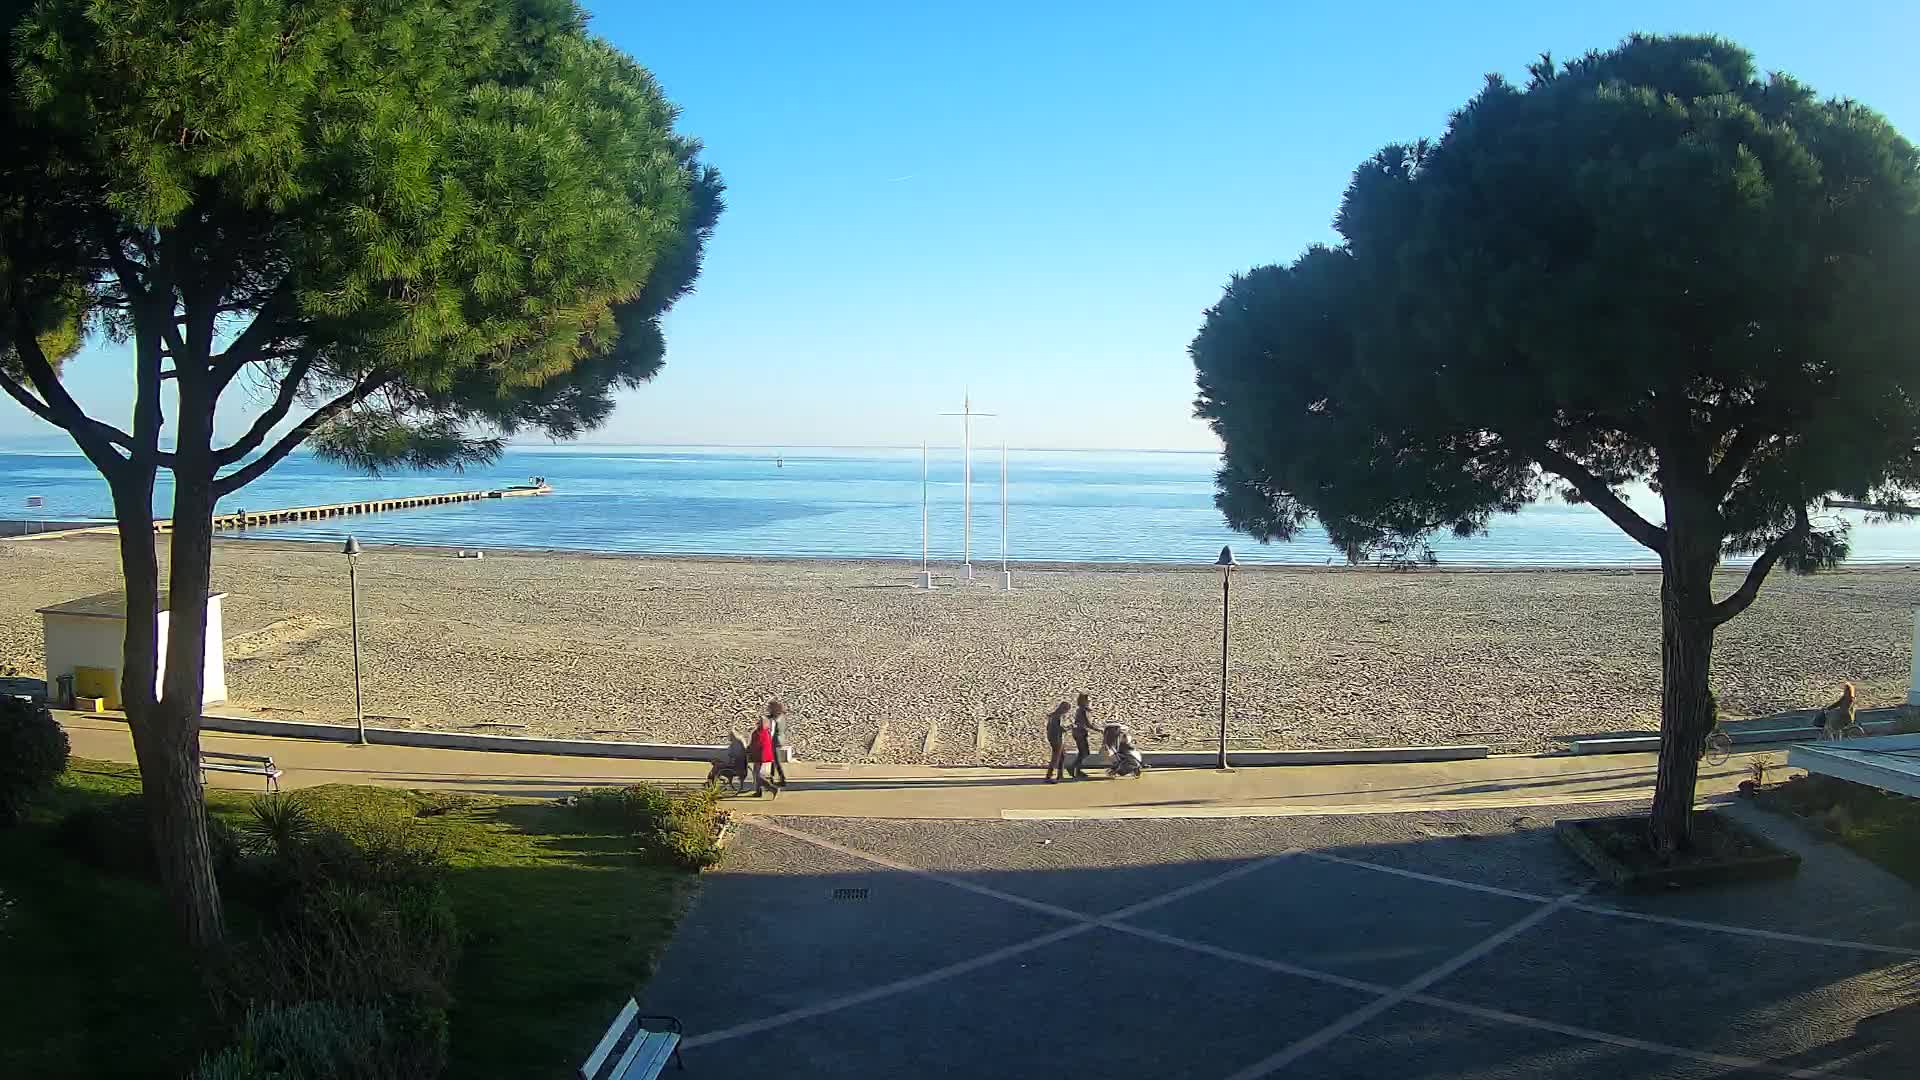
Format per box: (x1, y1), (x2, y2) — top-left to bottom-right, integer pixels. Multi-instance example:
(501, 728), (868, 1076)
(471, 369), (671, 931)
(1214, 545), (1237, 569)
(343, 536), (362, 557)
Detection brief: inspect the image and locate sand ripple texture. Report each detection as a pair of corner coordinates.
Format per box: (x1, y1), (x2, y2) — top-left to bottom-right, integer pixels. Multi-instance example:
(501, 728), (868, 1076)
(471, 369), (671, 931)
(4, 535), (1915, 765)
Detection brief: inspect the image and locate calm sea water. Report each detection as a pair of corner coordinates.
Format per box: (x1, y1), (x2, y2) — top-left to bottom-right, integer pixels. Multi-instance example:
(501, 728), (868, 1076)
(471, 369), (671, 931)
(3, 445), (1918, 566)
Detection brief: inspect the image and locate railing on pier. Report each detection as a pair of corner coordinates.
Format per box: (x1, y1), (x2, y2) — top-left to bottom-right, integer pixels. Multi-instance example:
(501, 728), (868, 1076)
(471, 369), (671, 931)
(152, 482), (551, 534)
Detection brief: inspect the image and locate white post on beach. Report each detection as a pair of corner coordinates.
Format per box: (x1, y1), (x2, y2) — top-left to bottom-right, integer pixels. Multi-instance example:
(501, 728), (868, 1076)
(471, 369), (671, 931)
(998, 443), (1012, 591)
(1909, 607), (1920, 706)
(942, 392), (994, 583)
(915, 442), (933, 589)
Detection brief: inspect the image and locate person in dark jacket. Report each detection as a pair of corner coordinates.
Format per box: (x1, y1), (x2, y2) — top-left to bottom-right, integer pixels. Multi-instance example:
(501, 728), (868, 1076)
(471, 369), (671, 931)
(765, 699), (790, 787)
(1071, 693), (1097, 779)
(1043, 702), (1071, 783)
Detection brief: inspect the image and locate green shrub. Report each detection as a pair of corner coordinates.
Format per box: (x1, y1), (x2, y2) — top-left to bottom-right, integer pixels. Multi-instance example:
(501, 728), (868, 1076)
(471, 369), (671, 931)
(54, 794), (239, 879)
(572, 781), (724, 869)
(233, 798), (450, 918)
(190, 1000), (424, 1080)
(0, 696), (69, 825)
(220, 812), (458, 1077)
(241, 792), (321, 858)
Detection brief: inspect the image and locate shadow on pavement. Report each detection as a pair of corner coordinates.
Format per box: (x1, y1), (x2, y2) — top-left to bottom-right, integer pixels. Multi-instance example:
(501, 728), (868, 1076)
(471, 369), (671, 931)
(640, 805), (1919, 1080)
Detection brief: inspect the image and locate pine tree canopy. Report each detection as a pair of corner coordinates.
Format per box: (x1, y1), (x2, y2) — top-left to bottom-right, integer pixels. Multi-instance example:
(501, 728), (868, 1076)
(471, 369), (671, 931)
(0, 0), (722, 483)
(1192, 34), (1920, 593)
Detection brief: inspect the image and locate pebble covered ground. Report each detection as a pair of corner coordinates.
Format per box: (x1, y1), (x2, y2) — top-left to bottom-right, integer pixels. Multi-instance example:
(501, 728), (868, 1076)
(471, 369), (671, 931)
(4, 533), (1916, 764)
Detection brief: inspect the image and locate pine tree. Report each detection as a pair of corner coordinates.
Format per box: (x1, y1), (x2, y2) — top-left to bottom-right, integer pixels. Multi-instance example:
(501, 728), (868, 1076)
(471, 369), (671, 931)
(1192, 34), (1920, 854)
(0, 0), (722, 946)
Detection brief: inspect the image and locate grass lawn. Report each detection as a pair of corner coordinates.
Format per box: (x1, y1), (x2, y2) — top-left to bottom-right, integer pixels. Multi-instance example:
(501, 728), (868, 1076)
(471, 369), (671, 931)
(0, 759), (700, 1080)
(1755, 772), (1920, 886)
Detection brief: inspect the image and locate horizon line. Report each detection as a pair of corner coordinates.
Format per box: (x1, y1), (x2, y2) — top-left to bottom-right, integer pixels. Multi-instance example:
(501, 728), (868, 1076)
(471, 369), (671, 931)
(0, 439), (1224, 456)
(503, 440), (1221, 454)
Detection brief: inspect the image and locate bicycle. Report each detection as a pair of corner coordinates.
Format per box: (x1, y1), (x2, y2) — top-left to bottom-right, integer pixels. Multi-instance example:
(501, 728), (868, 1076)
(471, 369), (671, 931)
(1818, 717), (1869, 741)
(1703, 721), (1734, 766)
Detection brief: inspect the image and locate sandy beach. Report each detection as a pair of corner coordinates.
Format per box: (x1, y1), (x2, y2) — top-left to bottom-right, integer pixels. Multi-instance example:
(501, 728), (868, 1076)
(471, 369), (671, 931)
(3, 532), (1915, 764)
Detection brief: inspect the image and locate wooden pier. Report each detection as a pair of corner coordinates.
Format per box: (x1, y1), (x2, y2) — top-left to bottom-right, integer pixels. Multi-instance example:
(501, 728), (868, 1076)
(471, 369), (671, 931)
(1823, 497), (1919, 517)
(154, 481), (551, 534)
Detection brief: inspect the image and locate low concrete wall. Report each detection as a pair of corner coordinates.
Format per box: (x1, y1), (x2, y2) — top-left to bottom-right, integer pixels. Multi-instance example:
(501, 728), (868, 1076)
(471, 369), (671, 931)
(1146, 744), (1491, 767)
(1567, 708), (1907, 756)
(183, 713), (734, 762)
(75, 712), (1495, 769)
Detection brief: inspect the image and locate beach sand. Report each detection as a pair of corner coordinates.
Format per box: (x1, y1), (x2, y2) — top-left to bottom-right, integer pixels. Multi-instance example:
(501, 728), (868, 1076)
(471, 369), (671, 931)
(3, 532), (1915, 764)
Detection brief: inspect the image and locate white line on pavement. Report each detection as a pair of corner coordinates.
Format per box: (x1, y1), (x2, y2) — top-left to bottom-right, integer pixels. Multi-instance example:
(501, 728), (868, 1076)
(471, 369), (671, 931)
(712, 820), (1887, 1079)
(682, 822), (1292, 1050)
(1565, 901), (1920, 958)
(1303, 850), (1554, 902)
(1102, 918), (1869, 1080)
(1305, 849), (1920, 958)
(1219, 887), (1591, 1080)
(1401, 992), (1866, 1080)
(750, 818), (1087, 922)
(1001, 789), (1655, 820)
(678, 922), (1095, 1051)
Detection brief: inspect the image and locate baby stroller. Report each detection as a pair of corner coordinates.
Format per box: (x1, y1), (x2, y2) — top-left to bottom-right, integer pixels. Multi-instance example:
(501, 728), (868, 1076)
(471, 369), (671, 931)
(707, 733), (750, 791)
(1103, 723), (1147, 778)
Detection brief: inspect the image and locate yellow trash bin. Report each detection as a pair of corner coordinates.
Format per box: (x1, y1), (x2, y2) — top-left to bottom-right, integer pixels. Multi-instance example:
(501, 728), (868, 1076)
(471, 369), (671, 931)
(73, 665), (120, 711)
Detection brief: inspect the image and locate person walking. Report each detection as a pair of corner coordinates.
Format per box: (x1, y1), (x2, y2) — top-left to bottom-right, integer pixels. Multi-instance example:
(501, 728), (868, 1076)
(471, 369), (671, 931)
(1071, 693), (1096, 779)
(1043, 702), (1071, 783)
(747, 715), (777, 798)
(765, 699), (790, 787)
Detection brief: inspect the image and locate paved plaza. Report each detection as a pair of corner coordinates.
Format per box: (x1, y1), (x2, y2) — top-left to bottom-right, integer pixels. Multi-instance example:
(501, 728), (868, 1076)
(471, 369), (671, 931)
(645, 802), (1919, 1078)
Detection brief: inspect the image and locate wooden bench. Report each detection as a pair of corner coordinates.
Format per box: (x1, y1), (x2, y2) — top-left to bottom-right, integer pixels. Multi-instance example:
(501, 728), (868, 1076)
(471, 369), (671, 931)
(198, 750), (282, 793)
(581, 999), (683, 1079)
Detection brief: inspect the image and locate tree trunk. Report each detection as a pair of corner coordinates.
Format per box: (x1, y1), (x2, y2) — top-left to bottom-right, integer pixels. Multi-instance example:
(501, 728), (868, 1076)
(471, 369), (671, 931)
(151, 374), (226, 949)
(1649, 514), (1721, 856)
(1650, 598), (1715, 854)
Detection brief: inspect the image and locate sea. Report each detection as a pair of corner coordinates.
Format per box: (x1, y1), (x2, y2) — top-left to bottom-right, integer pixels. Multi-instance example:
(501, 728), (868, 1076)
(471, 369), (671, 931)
(3, 445), (1919, 567)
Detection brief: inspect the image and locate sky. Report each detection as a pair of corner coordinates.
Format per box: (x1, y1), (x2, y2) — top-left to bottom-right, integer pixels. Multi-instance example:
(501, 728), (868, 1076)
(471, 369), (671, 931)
(5, 0), (1918, 452)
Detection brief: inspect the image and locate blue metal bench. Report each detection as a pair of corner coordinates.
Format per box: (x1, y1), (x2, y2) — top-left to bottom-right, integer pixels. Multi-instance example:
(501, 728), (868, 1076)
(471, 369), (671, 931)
(581, 999), (683, 1079)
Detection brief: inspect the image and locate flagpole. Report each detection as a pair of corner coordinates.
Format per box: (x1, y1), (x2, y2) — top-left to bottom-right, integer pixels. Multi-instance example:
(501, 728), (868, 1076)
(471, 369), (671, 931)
(962, 392), (973, 581)
(941, 392), (994, 586)
(999, 443), (1012, 591)
(916, 441), (932, 589)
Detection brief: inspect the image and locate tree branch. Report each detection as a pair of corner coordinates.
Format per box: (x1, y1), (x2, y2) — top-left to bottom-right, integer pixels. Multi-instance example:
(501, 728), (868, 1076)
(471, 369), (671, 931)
(212, 354), (314, 466)
(213, 373), (392, 496)
(102, 243), (190, 363)
(210, 290), (293, 392)
(1708, 425), (1766, 497)
(1530, 442), (1668, 552)
(5, 304), (150, 470)
(0, 367), (61, 427)
(1709, 503), (1810, 626)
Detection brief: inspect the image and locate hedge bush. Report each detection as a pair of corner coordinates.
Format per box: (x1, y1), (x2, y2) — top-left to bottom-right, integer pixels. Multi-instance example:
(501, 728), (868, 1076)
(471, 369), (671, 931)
(53, 793), (240, 879)
(190, 1001), (414, 1080)
(0, 696), (69, 825)
(572, 781), (724, 869)
(216, 796), (459, 1078)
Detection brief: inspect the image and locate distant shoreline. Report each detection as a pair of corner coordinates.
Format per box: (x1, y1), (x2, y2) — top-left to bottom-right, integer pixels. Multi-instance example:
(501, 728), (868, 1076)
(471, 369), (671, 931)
(201, 532), (1916, 575)
(13, 524), (1920, 575)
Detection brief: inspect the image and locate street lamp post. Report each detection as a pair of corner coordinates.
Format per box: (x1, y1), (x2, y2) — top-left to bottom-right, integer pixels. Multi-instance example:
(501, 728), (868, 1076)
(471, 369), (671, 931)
(344, 536), (366, 745)
(1214, 545), (1237, 770)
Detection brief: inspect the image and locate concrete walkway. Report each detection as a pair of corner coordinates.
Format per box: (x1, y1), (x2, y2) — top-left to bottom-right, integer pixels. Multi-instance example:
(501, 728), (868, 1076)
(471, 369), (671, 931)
(57, 713), (1779, 819)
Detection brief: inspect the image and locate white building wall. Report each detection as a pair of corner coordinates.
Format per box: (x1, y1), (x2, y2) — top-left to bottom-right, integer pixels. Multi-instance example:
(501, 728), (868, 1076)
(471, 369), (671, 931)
(42, 594), (228, 706)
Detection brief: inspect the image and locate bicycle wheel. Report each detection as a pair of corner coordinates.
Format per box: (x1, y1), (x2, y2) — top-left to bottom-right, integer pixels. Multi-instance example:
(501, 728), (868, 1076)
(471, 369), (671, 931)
(1841, 722), (1867, 740)
(1704, 729), (1734, 766)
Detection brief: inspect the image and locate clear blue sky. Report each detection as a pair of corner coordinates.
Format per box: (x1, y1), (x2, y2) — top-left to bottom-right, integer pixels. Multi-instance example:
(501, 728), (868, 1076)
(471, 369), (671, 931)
(5, 0), (1917, 451)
